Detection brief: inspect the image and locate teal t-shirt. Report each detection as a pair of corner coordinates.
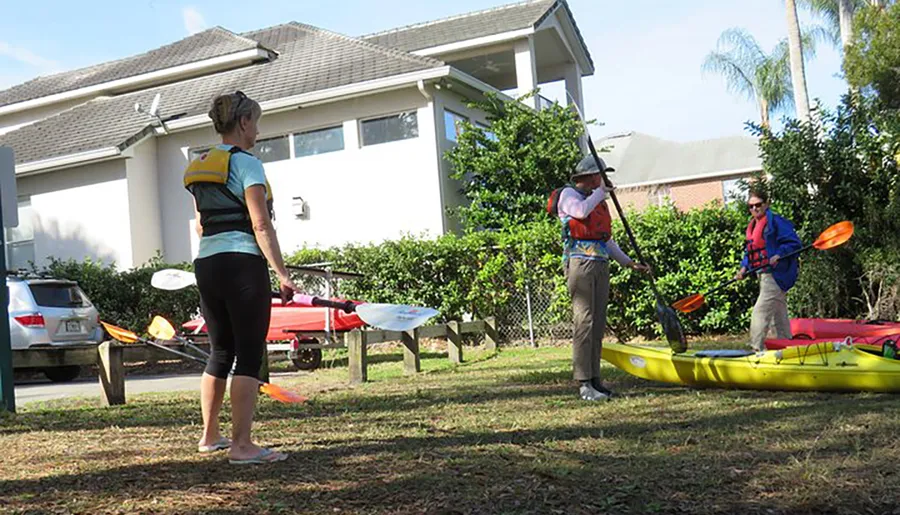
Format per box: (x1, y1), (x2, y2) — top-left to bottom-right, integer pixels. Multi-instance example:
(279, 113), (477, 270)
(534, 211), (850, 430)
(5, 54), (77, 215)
(196, 144), (267, 259)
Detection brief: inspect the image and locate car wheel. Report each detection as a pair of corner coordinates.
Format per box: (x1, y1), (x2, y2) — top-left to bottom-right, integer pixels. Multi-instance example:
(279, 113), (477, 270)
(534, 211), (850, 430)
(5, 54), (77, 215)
(43, 365), (82, 383)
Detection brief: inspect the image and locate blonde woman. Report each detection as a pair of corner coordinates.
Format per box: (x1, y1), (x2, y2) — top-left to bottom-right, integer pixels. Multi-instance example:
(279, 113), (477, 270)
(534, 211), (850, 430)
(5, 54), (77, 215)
(184, 91), (296, 464)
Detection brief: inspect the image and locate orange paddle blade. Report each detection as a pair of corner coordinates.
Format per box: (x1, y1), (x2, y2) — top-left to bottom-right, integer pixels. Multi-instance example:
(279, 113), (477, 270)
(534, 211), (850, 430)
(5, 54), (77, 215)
(100, 321), (141, 344)
(813, 221), (853, 250)
(672, 293), (706, 314)
(259, 382), (308, 404)
(148, 315), (177, 341)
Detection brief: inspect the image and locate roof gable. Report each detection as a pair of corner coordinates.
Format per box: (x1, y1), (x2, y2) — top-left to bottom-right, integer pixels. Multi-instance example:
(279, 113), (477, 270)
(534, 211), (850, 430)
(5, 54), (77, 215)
(361, 0), (556, 52)
(1, 23), (445, 166)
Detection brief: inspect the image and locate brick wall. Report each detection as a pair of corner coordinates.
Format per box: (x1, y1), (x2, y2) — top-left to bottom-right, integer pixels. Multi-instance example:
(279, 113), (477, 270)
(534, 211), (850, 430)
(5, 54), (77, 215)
(609, 174), (751, 217)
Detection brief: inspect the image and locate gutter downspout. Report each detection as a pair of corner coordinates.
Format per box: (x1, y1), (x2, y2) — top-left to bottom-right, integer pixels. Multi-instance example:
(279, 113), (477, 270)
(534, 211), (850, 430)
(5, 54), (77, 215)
(418, 79), (449, 235)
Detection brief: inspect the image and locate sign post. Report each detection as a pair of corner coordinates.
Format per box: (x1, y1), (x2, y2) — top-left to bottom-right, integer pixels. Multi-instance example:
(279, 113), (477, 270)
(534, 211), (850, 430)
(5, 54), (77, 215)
(1, 146), (17, 412)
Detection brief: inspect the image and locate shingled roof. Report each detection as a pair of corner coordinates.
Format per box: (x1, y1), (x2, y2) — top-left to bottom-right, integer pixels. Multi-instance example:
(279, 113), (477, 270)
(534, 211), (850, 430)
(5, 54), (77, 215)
(360, 0), (593, 70)
(0, 27), (267, 109)
(597, 132), (762, 188)
(0, 23), (445, 165)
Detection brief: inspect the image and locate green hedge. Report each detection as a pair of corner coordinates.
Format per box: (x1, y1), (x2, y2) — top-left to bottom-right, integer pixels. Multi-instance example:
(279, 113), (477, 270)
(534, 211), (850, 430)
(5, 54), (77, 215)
(27, 256), (199, 333)
(31, 202), (823, 339)
(284, 202), (757, 340)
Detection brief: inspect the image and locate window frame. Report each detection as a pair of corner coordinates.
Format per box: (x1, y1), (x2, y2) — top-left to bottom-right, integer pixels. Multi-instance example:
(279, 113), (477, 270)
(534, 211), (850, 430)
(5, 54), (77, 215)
(444, 109), (469, 143)
(292, 124), (346, 159)
(4, 196), (35, 271)
(359, 110), (420, 147)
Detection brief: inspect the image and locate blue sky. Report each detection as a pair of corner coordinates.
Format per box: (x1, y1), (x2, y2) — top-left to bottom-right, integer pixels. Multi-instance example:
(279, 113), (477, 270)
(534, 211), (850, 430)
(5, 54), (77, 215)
(0, 0), (847, 142)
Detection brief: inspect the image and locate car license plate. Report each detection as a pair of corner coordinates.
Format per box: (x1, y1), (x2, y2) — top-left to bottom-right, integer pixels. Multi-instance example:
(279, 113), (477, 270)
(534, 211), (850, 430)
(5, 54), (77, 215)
(65, 320), (81, 333)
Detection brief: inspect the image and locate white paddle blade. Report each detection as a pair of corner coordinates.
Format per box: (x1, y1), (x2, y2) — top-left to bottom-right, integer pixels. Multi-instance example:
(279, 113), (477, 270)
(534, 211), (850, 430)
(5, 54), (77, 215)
(151, 269), (197, 290)
(355, 303), (439, 332)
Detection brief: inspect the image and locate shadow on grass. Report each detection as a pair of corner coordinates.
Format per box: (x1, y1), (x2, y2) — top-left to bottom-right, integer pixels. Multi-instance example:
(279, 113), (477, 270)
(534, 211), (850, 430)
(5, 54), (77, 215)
(3, 394), (900, 514)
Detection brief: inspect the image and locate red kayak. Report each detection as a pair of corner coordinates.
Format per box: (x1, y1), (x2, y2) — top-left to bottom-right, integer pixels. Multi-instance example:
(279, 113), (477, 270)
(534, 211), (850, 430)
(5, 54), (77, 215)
(183, 298), (365, 341)
(765, 333), (899, 350)
(789, 318), (900, 340)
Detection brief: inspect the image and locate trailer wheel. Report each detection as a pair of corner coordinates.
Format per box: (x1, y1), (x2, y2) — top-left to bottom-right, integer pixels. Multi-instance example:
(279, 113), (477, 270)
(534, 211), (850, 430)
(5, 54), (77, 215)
(289, 337), (323, 370)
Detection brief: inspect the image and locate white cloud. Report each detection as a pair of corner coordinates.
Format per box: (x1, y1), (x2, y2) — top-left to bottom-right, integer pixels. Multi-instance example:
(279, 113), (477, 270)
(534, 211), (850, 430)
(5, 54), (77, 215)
(0, 41), (57, 70)
(182, 7), (207, 35)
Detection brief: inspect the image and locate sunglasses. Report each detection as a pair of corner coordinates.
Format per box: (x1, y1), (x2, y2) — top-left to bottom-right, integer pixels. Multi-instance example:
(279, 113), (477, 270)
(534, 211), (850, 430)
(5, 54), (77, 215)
(234, 90), (247, 111)
(748, 202), (765, 210)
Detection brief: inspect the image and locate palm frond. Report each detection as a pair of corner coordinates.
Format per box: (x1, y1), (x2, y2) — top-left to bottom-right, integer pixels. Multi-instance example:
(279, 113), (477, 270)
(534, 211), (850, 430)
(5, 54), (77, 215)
(702, 52), (757, 101)
(715, 28), (767, 69)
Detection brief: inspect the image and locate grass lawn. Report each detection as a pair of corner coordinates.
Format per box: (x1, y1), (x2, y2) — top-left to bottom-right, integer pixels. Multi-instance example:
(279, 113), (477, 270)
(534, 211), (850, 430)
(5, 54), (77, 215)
(2, 339), (899, 514)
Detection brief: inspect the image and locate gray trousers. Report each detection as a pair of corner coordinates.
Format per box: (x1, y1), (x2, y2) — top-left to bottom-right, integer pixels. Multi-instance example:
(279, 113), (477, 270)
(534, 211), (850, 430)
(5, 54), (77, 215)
(749, 273), (792, 351)
(566, 258), (610, 381)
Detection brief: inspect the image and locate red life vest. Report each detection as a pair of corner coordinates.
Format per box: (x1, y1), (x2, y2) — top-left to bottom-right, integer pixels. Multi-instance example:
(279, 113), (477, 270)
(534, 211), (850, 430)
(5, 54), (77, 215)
(547, 186), (612, 241)
(746, 216), (768, 270)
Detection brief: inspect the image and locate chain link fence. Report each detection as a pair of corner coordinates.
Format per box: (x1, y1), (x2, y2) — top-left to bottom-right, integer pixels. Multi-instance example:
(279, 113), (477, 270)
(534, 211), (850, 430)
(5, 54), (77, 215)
(284, 255), (577, 347)
(489, 248), (574, 346)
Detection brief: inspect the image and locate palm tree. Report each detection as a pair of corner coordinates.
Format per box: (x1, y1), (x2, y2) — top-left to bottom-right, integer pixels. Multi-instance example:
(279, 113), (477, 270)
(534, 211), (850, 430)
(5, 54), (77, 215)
(800, 0), (893, 50)
(702, 28), (819, 126)
(799, 0), (866, 49)
(786, 0), (812, 122)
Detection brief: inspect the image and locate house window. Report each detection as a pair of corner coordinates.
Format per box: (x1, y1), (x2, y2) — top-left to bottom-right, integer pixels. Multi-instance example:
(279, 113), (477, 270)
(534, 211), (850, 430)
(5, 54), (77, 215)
(294, 126), (344, 158)
(360, 111), (419, 147)
(444, 109), (468, 142)
(5, 198), (35, 271)
(252, 135), (290, 163)
(475, 121), (497, 146)
(647, 185), (671, 207)
(722, 178), (743, 204)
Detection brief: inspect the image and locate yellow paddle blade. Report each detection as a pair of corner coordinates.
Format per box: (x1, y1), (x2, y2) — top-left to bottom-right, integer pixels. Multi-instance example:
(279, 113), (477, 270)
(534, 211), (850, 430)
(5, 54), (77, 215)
(100, 321), (141, 344)
(813, 221), (854, 250)
(259, 382), (308, 404)
(148, 315), (177, 341)
(672, 293), (705, 314)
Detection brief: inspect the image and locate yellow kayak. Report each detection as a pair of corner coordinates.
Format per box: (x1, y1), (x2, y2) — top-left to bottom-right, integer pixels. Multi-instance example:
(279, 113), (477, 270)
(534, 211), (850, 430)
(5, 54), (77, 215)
(601, 341), (900, 393)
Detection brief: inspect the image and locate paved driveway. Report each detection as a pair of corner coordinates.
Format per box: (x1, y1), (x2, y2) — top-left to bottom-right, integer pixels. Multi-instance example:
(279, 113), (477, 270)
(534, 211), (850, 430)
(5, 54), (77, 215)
(13, 372), (297, 409)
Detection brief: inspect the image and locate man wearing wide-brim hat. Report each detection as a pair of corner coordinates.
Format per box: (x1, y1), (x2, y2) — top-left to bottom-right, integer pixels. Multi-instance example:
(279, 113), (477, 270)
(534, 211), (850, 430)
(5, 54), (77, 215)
(547, 154), (649, 401)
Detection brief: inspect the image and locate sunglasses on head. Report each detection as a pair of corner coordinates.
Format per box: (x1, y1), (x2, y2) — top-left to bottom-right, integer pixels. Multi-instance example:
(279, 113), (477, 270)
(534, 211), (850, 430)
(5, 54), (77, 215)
(234, 90), (247, 110)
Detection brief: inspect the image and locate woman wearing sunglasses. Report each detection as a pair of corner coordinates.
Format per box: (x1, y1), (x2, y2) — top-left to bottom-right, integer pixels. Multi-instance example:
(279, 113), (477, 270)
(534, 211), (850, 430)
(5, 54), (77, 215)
(734, 187), (803, 352)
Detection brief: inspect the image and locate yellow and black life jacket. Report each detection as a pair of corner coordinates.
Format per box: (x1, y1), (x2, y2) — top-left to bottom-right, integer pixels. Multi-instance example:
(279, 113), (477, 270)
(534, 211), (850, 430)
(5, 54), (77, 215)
(183, 146), (274, 236)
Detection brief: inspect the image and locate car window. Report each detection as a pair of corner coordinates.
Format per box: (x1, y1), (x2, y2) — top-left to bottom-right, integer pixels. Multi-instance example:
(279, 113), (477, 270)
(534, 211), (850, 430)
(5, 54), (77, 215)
(28, 283), (91, 308)
(8, 285), (27, 311)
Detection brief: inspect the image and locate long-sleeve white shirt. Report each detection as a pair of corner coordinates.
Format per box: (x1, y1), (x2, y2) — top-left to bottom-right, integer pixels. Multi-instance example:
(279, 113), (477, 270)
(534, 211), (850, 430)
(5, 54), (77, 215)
(557, 186), (633, 267)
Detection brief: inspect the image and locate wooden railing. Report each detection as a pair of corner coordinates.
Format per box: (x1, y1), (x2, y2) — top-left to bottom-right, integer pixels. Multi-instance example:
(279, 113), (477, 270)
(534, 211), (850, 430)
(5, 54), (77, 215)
(345, 317), (498, 384)
(12, 317), (498, 405)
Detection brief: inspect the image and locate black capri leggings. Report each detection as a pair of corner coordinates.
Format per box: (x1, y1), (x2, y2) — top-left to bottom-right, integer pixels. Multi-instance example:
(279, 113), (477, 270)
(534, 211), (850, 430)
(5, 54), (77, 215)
(194, 252), (271, 380)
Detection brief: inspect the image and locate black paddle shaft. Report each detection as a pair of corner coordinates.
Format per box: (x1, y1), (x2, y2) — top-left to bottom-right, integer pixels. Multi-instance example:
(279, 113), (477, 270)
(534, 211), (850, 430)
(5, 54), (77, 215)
(270, 291), (357, 314)
(705, 241), (817, 298)
(586, 137), (663, 300)
(586, 135), (686, 351)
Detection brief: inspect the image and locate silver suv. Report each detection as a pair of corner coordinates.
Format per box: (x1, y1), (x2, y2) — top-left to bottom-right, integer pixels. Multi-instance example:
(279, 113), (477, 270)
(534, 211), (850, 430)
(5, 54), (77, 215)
(7, 275), (103, 382)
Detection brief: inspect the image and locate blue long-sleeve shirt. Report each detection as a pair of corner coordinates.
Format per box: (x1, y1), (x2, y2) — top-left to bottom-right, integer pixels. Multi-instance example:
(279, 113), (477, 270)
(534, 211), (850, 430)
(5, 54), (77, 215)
(740, 209), (803, 292)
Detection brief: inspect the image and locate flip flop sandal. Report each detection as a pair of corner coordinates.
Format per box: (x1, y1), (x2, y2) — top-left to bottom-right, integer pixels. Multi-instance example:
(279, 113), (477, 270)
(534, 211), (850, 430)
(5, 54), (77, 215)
(228, 447), (288, 465)
(198, 437), (231, 453)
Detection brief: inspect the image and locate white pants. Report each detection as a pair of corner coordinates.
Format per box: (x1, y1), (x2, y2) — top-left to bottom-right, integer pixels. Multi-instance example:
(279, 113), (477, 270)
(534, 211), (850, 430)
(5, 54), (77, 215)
(749, 273), (792, 351)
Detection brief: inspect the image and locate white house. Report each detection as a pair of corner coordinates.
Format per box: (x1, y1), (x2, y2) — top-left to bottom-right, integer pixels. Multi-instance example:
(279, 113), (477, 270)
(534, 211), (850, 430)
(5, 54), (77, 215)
(0, 0), (594, 270)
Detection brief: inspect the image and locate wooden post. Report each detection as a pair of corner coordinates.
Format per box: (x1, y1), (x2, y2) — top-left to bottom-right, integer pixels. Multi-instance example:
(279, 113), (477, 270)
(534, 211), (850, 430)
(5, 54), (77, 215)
(97, 341), (125, 406)
(401, 328), (421, 374)
(258, 348), (270, 384)
(447, 321), (462, 364)
(484, 317), (499, 352)
(347, 330), (368, 384)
